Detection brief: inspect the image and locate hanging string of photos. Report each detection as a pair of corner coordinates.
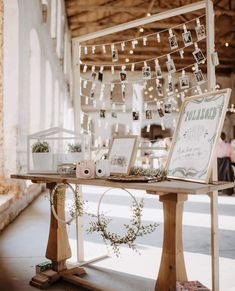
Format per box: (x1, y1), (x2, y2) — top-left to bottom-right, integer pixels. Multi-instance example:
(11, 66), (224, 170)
(78, 14), (214, 141)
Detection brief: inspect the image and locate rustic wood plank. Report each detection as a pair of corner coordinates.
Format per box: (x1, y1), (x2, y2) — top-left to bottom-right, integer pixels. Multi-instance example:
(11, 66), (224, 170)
(11, 174), (235, 194)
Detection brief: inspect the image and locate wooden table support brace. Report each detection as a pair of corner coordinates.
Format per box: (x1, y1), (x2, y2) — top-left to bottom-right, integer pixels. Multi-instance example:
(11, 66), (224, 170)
(155, 193), (188, 291)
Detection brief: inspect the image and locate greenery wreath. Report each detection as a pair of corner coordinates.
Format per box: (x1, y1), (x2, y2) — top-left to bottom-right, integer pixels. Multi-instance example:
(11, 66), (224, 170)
(87, 188), (159, 256)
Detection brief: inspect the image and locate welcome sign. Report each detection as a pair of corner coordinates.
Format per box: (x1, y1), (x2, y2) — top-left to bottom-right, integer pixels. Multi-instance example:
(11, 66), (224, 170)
(166, 88), (231, 183)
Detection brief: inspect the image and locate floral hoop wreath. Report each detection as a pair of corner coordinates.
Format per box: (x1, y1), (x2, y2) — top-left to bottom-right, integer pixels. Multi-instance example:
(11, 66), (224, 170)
(50, 183), (82, 225)
(96, 188), (141, 245)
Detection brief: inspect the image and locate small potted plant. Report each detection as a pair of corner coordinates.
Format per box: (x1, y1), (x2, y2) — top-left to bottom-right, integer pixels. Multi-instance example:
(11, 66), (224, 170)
(32, 141), (53, 171)
(67, 142), (83, 163)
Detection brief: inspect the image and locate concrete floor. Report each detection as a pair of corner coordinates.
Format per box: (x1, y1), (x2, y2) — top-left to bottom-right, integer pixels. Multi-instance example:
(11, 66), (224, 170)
(0, 186), (235, 291)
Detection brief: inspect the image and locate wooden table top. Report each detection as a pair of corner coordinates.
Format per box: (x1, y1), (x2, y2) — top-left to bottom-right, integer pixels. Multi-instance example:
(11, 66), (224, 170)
(11, 174), (234, 195)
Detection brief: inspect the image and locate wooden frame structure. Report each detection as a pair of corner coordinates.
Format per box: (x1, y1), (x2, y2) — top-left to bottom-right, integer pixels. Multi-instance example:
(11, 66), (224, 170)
(70, 1), (220, 290)
(166, 88), (231, 183)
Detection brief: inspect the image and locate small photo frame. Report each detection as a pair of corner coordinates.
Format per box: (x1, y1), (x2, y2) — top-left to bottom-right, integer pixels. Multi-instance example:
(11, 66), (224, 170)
(120, 70), (127, 82)
(179, 75), (190, 89)
(100, 109), (106, 118)
(98, 72), (103, 82)
(157, 107), (164, 118)
(182, 31), (193, 46)
(164, 103), (172, 114)
(142, 66), (152, 80)
(132, 111), (139, 121)
(193, 48), (206, 64)
(195, 24), (206, 41)
(111, 111), (117, 118)
(166, 59), (176, 73)
(156, 81), (163, 96)
(112, 48), (119, 62)
(108, 135), (138, 175)
(168, 35), (178, 50)
(146, 110), (152, 119)
(194, 69), (204, 84)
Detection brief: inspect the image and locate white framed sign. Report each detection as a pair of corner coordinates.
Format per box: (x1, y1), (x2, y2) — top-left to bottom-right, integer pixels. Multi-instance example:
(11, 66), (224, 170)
(108, 135), (138, 175)
(166, 88), (231, 183)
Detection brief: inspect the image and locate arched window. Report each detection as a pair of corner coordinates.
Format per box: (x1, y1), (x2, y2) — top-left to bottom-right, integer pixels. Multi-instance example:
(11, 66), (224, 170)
(29, 29), (41, 133)
(45, 60), (53, 129)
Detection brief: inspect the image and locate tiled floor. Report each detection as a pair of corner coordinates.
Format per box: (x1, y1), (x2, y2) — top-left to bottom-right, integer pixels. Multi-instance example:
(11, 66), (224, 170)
(0, 186), (235, 291)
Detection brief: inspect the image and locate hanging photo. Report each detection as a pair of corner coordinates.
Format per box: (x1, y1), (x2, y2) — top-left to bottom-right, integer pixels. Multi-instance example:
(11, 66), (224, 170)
(155, 64), (162, 79)
(194, 69), (204, 84)
(156, 80), (163, 96)
(182, 31), (193, 46)
(120, 70), (127, 82)
(179, 75), (189, 89)
(122, 89), (126, 101)
(164, 103), (172, 114)
(90, 87), (95, 99)
(166, 58), (176, 73)
(145, 110), (152, 119)
(193, 48), (206, 64)
(112, 48), (119, 62)
(195, 24), (206, 41)
(100, 109), (106, 118)
(168, 80), (174, 95)
(91, 71), (97, 81)
(132, 111), (139, 121)
(111, 111), (117, 118)
(157, 107), (164, 118)
(98, 71), (103, 82)
(168, 35), (178, 50)
(142, 66), (151, 80)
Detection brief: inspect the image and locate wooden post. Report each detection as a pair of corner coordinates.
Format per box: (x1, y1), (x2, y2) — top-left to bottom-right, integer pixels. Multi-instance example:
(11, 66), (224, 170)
(155, 194), (188, 291)
(46, 183), (72, 272)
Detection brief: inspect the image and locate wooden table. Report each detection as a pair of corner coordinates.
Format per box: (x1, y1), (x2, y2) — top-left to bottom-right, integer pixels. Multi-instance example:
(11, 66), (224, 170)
(11, 174), (234, 291)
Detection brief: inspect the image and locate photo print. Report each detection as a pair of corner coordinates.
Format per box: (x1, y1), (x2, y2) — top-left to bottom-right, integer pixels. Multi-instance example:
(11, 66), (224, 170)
(100, 109), (106, 118)
(156, 80), (163, 96)
(194, 69), (204, 84)
(90, 87), (95, 99)
(120, 70), (127, 82)
(112, 48), (119, 62)
(168, 80), (174, 95)
(157, 107), (164, 118)
(166, 58), (176, 73)
(132, 111), (139, 121)
(179, 75), (189, 89)
(91, 71), (97, 81)
(193, 48), (206, 64)
(195, 24), (206, 41)
(98, 71), (103, 82)
(168, 35), (178, 50)
(164, 103), (172, 114)
(111, 111), (117, 118)
(182, 31), (193, 46)
(145, 110), (152, 119)
(155, 64), (162, 79)
(142, 66), (152, 80)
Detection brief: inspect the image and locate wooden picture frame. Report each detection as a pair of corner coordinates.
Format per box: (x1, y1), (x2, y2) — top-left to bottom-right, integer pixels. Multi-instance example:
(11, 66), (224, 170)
(108, 135), (138, 175)
(166, 88), (231, 183)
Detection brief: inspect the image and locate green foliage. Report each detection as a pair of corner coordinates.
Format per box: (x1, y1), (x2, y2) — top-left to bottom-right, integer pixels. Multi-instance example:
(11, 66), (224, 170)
(68, 142), (82, 153)
(87, 199), (159, 256)
(32, 141), (50, 153)
(130, 166), (168, 180)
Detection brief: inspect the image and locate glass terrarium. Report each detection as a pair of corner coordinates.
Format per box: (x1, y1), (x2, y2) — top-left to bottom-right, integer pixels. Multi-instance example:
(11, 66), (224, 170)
(27, 127), (91, 173)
